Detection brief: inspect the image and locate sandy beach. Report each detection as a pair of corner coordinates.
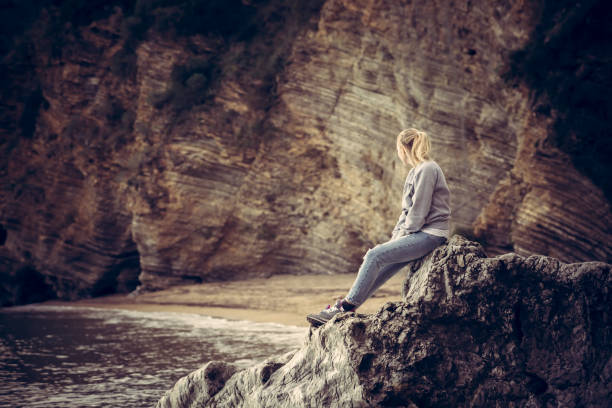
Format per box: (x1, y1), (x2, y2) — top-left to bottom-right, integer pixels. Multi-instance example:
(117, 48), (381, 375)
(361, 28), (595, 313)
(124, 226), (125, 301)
(43, 273), (407, 327)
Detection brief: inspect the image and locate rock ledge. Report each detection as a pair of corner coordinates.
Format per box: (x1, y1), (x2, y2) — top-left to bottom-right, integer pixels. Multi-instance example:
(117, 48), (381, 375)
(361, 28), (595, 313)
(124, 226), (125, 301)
(157, 235), (611, 407)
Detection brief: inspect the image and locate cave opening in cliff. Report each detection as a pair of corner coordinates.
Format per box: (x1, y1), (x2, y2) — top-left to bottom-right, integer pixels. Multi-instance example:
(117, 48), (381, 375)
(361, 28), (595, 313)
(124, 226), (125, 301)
(0, 224), (7, 245)
(14, 265), (56, 304)
(91, 249), (142, 297)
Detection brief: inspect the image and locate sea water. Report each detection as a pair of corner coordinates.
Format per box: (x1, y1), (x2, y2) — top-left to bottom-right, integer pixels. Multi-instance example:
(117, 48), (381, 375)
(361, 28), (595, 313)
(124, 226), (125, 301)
(0, 305), (307, 407)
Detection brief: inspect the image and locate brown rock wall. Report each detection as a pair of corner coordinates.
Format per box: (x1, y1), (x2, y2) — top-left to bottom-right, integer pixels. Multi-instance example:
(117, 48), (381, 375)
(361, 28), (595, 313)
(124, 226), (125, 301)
(1, 8), (141, 303)
(1, 1), (610, 304)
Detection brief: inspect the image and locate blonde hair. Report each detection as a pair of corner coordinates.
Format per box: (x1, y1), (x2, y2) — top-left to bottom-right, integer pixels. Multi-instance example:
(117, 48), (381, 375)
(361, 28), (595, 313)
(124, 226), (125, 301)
(397, 128), (431, 167)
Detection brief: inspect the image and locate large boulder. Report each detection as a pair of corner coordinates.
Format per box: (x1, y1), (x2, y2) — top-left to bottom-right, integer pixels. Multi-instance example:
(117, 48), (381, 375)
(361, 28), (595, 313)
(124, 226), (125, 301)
(156, 235), (611, 407)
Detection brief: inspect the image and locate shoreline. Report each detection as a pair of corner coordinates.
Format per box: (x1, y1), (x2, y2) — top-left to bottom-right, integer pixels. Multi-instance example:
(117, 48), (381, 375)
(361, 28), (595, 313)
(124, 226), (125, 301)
(40, 273), (407, 327)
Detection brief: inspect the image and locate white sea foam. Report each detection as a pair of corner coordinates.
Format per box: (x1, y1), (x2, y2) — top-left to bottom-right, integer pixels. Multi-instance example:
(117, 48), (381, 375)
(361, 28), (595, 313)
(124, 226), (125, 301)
(23, 309), (302, 366)
(6, 304), (308, 350)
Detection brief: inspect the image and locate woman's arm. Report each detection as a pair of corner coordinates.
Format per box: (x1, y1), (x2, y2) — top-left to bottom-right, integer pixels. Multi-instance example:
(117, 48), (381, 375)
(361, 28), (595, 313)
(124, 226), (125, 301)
(391, 172), (412, 238)
(392, 211), (406, 235)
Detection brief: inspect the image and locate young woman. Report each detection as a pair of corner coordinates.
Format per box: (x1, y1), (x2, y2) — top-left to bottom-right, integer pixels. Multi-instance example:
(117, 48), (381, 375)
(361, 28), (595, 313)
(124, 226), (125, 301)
(307, 128), (451, 327)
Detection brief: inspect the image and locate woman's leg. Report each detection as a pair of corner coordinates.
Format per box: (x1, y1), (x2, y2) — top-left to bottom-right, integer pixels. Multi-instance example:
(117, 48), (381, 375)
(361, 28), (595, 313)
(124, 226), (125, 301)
(345, 232), (446, 307)
(361, 261), (409, 303)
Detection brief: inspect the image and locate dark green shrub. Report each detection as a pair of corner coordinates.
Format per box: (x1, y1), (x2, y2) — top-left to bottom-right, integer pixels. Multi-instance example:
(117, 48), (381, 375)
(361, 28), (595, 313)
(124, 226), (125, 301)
(150, 55), (220, 111)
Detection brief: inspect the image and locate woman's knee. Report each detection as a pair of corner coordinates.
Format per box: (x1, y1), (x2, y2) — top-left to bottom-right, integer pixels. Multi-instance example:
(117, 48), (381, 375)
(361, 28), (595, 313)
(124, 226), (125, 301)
(363, 246), (390, 267)
(361, 247), (378, 267)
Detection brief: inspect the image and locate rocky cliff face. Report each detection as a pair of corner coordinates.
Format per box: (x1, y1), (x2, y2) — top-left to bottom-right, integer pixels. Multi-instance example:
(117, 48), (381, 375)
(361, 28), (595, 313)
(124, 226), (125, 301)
(1, 0), (611, 304)
(156, 236), (611, 407)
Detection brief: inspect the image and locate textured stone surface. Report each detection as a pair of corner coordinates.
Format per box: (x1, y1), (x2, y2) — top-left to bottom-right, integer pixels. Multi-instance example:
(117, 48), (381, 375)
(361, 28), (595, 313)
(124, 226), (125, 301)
(157, 235), (611, 407)
(156, 361), (238, 408)
(1, 1), (611, 304)
(0, 8), (142, 304)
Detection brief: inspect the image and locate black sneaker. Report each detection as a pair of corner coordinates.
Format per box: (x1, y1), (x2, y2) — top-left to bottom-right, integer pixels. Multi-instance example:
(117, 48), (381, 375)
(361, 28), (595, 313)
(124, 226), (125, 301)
(306, 299), (346, 327)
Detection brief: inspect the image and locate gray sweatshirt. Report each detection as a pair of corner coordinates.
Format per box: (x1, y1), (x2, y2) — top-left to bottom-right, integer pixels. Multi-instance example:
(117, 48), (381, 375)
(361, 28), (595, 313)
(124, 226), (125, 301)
(392, 160), (451, 238)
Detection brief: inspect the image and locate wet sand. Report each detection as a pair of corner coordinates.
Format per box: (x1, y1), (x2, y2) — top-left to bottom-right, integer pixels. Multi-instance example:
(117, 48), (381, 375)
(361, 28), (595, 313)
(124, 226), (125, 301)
(43, 273), (407, 327)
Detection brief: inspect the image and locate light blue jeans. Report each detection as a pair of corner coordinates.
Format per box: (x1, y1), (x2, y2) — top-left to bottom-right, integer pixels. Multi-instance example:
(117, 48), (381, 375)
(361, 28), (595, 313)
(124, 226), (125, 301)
(345, 231), (446, 307)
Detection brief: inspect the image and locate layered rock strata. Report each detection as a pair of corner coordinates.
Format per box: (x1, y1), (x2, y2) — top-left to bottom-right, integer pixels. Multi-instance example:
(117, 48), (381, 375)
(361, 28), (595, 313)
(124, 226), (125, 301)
(1, 1), (611, 304)
(156, 235), (611, 407)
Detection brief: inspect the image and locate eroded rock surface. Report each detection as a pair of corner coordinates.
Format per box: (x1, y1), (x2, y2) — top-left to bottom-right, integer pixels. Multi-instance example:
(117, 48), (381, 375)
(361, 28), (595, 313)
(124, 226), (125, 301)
(156, 361), (238, 408)
(157, 236), (611, 407)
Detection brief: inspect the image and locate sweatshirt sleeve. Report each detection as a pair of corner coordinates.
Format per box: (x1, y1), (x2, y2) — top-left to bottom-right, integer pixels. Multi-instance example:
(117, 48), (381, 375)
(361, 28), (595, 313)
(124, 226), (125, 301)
(404, 164), (437, 233)
(392, 211), (406, 234)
